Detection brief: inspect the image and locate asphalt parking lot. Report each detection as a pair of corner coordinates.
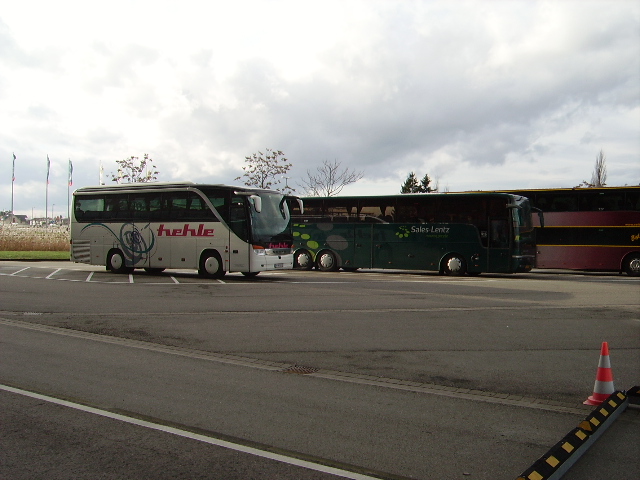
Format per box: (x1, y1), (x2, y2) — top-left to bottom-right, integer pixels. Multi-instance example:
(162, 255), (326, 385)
(1, 261), (638, 479)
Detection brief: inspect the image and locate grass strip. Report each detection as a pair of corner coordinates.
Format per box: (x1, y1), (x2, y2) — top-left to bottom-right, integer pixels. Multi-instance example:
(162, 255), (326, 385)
(0, 251), (70, 260)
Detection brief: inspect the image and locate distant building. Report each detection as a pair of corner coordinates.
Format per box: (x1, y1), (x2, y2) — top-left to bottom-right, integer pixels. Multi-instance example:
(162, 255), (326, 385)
(2, 214), (29, 225)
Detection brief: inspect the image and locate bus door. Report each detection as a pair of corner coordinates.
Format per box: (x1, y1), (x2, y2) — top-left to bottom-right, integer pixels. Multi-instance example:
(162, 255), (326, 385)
(487, 218), (511, 272)
(352, 224), (374, 268)
(227, 195), (251, 272)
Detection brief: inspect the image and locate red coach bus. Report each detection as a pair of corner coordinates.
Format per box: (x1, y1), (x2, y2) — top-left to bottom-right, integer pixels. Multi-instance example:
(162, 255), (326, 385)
(493, 186), (640, 276)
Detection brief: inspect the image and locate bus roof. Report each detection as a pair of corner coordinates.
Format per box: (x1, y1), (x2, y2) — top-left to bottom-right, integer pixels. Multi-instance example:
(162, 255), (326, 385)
(74, 182), (283, 195)
(457, 186), (640, 194)
(301, 192), (523, 200)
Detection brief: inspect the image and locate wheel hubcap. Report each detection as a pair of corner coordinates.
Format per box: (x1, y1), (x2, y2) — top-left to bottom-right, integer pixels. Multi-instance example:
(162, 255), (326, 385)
(297, 253), (311, 268)
(111, 254), (123, 270)
(447, 257), (462, 272)
(205, 257), (219, 274)
(319, 254), (334, 269)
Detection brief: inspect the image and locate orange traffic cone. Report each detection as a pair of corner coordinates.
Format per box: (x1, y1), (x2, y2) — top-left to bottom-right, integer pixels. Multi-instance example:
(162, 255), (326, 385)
(584, 341), (615, 406)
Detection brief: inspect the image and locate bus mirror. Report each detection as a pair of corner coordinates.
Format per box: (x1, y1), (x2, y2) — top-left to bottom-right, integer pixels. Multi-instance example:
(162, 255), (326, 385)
(249, 195), (262, 213)
(532, 207), (544, 228)
(284, 196), (304, 214)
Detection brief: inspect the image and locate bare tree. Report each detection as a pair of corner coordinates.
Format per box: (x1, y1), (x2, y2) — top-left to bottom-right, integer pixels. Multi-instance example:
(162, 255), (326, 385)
(576, 149), (607, 188)
(111, 154), (158, 183)
(235, 149), (293, 193)
(300, 159), (364, 197)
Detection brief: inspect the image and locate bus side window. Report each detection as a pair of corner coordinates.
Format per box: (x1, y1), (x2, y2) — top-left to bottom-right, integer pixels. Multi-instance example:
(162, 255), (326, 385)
(207, 196), (228, 222)
(104, 195), (128, 220)
(148, 194), (162, 220)
(130, 194), (149, 220)
(76, 196), (104, 221)
(164, 192), (189, 220)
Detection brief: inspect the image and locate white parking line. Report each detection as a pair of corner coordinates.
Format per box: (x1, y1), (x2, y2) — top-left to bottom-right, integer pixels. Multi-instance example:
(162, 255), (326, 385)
(10, 267), (30, 275)
(86, 272), (94, 282)
(0, 384), (383, 480)
(46, 268), (62, 279)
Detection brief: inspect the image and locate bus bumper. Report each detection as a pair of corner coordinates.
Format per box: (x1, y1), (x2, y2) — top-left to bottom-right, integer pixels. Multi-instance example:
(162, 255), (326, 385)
(512, 255), (535, 273)
(256, 253), (294, 271)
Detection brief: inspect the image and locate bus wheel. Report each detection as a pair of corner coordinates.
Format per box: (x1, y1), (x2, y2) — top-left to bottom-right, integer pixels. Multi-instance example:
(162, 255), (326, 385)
(107, 249), (132, 274)
(623, 253), (640, 276)
(294, 250), (314, 270)
(144, 268), (165, 274)
(199, 251), (225, 278)
(316, 250), (338, 272)
(441, 254), (467, 276)
(241, 271), (260, 278)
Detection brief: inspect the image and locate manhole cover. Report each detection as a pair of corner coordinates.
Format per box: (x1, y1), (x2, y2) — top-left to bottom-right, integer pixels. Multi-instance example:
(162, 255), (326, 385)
(282, 365), (319, 375)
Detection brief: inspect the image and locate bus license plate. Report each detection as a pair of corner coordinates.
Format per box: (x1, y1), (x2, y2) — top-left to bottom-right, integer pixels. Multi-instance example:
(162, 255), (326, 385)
(274, 263), (284, 269)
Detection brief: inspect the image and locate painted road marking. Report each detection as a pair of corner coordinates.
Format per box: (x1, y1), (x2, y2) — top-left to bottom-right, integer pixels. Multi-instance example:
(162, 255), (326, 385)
(45, 268), (62, 279)
(10, 266), (30, 275)
(0, 384), (386, 480)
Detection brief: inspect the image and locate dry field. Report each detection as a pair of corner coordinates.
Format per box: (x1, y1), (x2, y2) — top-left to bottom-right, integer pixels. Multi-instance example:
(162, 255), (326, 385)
(0, 226), (70, 251)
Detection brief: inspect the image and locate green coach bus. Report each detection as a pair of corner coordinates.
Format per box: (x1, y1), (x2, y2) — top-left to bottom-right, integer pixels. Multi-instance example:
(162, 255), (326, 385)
(290, 192), (537, 275)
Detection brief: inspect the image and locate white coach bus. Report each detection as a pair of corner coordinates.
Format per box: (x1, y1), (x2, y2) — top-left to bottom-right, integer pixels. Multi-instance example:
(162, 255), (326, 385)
(71, 182), (302, 277)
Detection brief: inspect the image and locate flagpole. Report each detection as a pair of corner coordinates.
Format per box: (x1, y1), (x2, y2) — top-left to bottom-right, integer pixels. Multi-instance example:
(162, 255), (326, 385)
(46, 155), (50, 225)
(11, 153), (16, 214)
(67, 158), (73, 224)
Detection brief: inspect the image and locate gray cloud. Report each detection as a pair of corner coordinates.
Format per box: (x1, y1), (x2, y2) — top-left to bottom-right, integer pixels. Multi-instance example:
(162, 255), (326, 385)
(1, 1), (639, 215)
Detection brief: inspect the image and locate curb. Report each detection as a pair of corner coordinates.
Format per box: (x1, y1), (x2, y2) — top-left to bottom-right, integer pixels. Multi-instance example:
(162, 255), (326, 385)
(516, 389), (633, 480)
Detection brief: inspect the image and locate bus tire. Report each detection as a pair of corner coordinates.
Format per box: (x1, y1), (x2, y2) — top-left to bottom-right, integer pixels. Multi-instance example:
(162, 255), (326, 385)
(316, 250), (338, 272)
(441, 254), (467, 276)
(294, 249), (314, 270)
(107, 249), (132, 274)
(199, 251), (225, 278)
(622, 253), (640, 276)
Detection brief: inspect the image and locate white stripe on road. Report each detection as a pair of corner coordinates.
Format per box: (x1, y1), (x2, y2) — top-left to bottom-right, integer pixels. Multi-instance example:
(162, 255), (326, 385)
(0, 384), (383, 480)
(46, 268), (62, 279)
(11, 267), (30, 275)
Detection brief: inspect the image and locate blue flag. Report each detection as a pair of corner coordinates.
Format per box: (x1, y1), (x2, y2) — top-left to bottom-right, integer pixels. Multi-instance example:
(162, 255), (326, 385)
(68, 159), (73, 186)
(47, 155), (50, 184)
(12, 153), (16, 182)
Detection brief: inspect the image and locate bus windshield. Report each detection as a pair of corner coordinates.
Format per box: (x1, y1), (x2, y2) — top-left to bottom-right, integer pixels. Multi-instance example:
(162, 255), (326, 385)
(250, 192), (293, 246)
(511, 196), (534, 233)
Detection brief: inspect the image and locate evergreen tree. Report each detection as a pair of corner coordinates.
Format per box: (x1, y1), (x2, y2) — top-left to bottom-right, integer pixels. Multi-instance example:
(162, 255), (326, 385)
(401, 172), (420, 193)
(401, 172), (434, 193)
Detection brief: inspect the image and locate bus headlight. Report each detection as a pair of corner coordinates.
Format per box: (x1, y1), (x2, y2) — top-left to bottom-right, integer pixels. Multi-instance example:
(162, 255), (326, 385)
(253, 245), (266, 255)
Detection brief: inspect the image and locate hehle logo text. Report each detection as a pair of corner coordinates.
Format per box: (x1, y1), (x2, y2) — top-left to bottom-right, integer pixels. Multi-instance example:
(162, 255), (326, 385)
(157, 224), (215, 237)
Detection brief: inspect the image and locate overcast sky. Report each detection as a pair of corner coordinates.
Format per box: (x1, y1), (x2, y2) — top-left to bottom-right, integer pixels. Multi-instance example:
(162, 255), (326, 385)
(1, 0), (639, 217)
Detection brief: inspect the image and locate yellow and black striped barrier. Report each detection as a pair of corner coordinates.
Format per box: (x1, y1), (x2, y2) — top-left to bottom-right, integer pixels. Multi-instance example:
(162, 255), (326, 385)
(516, 390), (631, 480)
